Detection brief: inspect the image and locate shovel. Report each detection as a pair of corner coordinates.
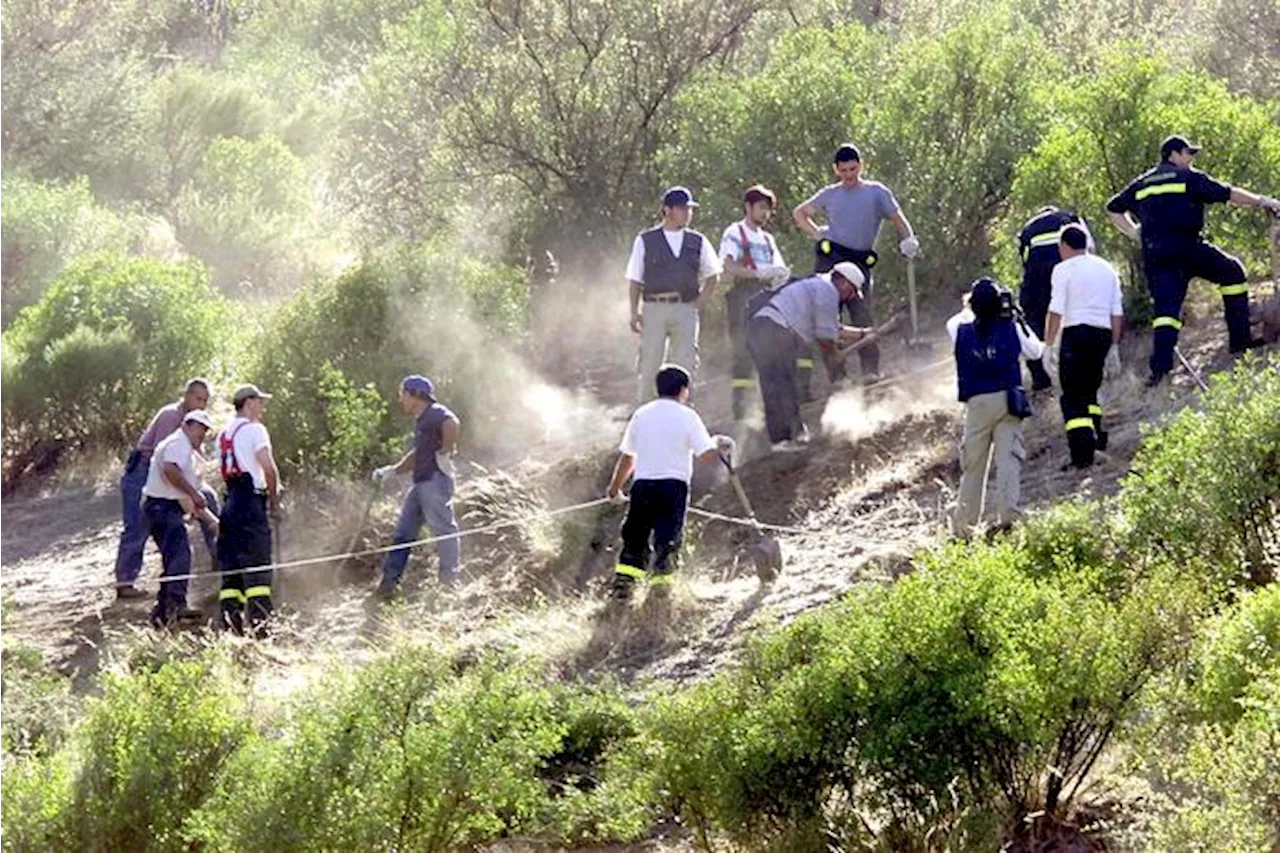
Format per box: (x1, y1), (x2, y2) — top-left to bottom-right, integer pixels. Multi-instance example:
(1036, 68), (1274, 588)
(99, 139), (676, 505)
(903, 257), (935, 358)
(341, 481), (383, 572)
(720, 455), (783, 583)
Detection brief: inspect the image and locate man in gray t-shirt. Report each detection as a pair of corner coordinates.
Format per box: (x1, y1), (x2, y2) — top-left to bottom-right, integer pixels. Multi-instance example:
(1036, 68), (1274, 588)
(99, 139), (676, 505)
(793, 143), (920, 383)
(747, 263), (872, 452)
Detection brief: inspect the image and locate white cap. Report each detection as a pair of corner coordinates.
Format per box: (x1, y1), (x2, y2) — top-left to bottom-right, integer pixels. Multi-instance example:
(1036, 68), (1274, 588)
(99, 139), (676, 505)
(183, 409), (214, 429)
(830, 261), (865, 291)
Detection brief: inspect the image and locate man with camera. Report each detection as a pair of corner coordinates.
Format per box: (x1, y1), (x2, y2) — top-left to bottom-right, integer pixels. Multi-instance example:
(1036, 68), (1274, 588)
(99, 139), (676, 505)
(947, 278), (1045, 537)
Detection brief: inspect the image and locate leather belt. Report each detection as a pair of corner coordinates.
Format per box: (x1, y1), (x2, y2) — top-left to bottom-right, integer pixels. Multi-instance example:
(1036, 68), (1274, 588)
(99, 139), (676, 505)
(643, 292), (686, 304)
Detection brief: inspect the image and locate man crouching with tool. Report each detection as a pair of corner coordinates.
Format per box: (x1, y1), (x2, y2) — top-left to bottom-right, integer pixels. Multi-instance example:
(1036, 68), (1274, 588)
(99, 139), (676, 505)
(606, 365), (734, 603)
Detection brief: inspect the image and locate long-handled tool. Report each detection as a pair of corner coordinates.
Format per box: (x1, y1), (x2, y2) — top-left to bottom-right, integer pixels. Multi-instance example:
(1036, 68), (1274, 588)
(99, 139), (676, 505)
(341, 481), (382, 572)
(1174, 346), (1210, 393)
(1263, 210), (1280, 342)
(903, 257), (935, 357)
(720, 455), (783, 583)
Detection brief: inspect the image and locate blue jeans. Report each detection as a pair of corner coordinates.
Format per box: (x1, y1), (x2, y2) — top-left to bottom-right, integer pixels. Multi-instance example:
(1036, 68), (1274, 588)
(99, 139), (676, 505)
(143, 498), (191, 619)
(115, 452), (220, 586)
(381, 475), (460, 587)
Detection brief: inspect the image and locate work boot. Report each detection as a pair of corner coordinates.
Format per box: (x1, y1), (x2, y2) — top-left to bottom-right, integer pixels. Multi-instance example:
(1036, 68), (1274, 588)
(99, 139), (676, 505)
(176, 605), (204, 622)
(793, 423), (812, 445)
(771, 440), (805, 454)
(1229, 337), (1266, 355)
(115, 585), (148, 601)
(373, 579), (400, 601)
(1144, 370), (1168, 388)
(1096, 430), (1109, 452)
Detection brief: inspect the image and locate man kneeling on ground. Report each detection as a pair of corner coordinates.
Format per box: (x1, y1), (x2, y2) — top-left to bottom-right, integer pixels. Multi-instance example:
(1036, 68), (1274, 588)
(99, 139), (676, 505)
(606, 365), (734, 602)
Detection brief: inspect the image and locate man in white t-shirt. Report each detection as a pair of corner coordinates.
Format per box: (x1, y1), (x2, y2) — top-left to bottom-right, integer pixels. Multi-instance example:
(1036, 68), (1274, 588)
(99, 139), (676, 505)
(141, 409), (216, 627)
(1044, 224), (1125, 468)
(719, 184), (790, 422)
(626, 186), (724, 403)
(605, 364), (734, 602)
(215, 384), (282, 636)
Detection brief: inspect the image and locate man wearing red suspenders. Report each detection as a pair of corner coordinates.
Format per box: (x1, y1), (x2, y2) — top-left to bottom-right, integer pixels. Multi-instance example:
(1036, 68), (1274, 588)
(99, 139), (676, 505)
(215, 384), (281, 636)
(719, 185), (790, 422)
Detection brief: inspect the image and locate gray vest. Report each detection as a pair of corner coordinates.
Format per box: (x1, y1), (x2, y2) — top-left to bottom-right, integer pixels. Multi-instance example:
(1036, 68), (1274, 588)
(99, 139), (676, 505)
(641, 228), (703, 301)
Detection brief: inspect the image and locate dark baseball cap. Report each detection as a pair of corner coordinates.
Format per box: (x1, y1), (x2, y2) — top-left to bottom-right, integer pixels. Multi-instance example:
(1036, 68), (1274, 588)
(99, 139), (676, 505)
(661, 186), (699, 208)
(400, 374), (435, 398)
(1160, 135), (1201, 160)
(232, 384), (272, 405)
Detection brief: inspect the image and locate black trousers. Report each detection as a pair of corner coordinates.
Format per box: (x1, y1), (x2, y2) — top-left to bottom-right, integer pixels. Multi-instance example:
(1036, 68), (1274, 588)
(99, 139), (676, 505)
(143, 498), (191, 624)
(814, 240), (879, 377)
(747, 317), (804, 443)
(1059, 325), (1112, 468)
(726, 280), (763, 421)
(1145, 241), (1248, 375)
(216, 476), (273, 635)
(1020, 265), (1054, 389)
(613, 479), (689, 600)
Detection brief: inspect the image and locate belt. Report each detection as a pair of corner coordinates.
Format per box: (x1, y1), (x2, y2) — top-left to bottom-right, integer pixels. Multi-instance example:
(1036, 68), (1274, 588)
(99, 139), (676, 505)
(143, 496), (182, 507)
(642, 292), (689, 304)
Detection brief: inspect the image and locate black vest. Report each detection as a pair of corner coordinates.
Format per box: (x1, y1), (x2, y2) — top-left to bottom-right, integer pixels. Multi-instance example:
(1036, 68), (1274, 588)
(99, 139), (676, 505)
(641, 227), (703, 301)
(955, 320), (1023, 402)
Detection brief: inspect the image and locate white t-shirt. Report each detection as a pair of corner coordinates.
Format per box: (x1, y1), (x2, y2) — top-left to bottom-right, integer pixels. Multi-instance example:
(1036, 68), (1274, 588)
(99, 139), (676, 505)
(624, 229), (723, 284)
(1048, 253), (1123, 334)
(946, 308), (1046, 361)
(143, 429), (202, 501)
(220, 417), (272, 490)
(619, 398), (716, 484)
(719, 220), (784, 270)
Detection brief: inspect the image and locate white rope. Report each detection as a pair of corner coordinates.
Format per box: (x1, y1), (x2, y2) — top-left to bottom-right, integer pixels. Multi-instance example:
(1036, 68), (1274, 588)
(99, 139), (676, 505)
(687, 506), (810, 535)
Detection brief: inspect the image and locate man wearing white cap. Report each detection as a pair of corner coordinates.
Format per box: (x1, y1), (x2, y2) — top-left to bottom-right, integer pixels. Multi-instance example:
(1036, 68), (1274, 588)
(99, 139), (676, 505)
(141, 409), (217, 627)
(626, 185), (724, 402)
(745, 262), (872, 452)
(215, 384), (281, 636)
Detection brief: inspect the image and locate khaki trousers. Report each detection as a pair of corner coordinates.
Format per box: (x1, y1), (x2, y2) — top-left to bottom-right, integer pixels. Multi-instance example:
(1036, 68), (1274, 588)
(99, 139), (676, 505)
(638, 300), (699, 402)
(953, 390), (1026, 535)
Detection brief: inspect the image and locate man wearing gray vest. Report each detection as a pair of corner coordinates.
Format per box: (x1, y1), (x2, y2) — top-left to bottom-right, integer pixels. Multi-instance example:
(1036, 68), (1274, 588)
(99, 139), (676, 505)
(626, 186), (724, 402)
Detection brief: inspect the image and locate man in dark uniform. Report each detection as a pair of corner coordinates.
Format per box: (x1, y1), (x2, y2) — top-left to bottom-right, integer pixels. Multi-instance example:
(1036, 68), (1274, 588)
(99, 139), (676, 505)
(793, 143), (919, 387)
(1017, 205), (1091, 390)
(1106, 135), (1280, 385)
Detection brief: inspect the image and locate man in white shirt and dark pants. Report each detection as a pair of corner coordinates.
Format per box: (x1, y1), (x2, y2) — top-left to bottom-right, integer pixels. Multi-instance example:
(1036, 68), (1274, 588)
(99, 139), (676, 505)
(719, 184), (790, 422)
(215, 384), (282, 637)
(142, 409), (216, 627)
(1044, 224), (1124, 468)
(605, 365), (734, 602)
(627, 186), (723, 403)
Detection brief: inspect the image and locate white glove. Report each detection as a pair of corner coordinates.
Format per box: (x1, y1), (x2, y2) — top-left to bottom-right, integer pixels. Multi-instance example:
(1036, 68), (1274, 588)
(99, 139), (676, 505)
(898, 235), (920, 258)
(713, 434), (736, 457)
(435, 452), (457, 480)
(756, 264), (790, 286)
(1261, 196), (1280, 213)
(1104, 346), (1122, 380)
(607, 490), (628, 506)
(372, 464), (397, 483)
(1044, 345), (1059, 379)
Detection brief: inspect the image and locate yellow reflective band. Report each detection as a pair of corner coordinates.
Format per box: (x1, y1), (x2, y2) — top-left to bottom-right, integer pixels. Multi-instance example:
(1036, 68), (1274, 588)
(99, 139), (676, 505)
(1029, 231), (1061, 247)
(614, 564), (647, 580)
(1219, 284), (1248, 297)
(219, 589), (245, 603)
(1152, 316), (1183, 330)
(648, 574), (675, 586)
(820, 240), (832, 254)
(1135, 183), (1187, 201)
(865, 255), (876, 266)
(796, 358), (815, 369)
(1088, 404), (1103, 417)
(731, 378), (756, 389)
(245, 586), (272, 599)
(1065, 417), (1095, 433)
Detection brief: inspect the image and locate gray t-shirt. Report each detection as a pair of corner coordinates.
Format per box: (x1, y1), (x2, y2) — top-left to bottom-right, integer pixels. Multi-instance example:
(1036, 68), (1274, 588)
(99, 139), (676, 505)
(803, 180), (900, 250)
(757, 275), (841, 345)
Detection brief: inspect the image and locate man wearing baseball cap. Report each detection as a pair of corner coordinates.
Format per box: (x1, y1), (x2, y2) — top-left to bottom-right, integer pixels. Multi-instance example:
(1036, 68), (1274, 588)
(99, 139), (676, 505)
(215, 384), (281, 636)
(745, 262), (872, 452)
(371, 374), (461, 596)
(625, 185), (724, 403)
(141, 409), (218, 627)
(1107, 134), (1280, 385)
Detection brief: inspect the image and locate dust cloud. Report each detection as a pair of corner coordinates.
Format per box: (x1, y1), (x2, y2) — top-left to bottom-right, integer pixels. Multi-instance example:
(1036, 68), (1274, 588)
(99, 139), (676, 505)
(819, 366), (958, 444)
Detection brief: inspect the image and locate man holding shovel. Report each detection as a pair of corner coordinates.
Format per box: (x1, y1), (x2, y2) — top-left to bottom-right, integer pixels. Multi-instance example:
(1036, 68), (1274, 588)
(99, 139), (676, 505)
(794, 143), (919, 386)
(605, 365), (734, 603)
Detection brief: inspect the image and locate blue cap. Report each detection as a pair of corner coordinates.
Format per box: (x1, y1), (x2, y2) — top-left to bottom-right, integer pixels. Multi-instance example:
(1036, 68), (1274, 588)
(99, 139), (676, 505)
(401, 374), (435, 398)
(661, 186), (699, 208)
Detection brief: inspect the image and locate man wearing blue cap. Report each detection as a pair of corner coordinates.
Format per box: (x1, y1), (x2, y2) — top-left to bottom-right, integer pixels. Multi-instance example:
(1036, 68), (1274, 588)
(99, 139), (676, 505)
(625, 186), (724, 402)
(372, 375), (461, 595)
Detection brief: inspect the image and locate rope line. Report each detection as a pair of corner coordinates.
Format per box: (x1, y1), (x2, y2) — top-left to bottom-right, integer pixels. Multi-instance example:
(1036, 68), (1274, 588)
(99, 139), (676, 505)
(688, 507), (810, 535)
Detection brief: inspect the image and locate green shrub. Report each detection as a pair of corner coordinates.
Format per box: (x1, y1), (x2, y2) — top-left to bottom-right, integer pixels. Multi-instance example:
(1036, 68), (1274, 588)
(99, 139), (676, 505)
(1, 253), (229, 471)
(1190, 585), (1280, 727)
(1, 630), (78, 759)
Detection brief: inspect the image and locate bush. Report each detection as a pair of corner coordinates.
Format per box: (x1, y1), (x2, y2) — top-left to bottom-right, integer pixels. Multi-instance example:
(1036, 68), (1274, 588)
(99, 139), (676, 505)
(1, 253), (229, 474)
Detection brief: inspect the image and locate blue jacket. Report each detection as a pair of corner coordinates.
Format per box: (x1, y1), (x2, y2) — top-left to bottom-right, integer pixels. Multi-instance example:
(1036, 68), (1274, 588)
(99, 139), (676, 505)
(955, 320), (1023, 402)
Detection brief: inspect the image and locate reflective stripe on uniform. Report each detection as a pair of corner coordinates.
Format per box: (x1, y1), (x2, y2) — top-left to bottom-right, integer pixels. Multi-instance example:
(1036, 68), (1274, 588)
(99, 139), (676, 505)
(245, 585), (272, 599)
(1135, 183), (1187, 201)
(731, 378), (756, 389)
(1088, 404), (1103, 417)
(219, 589), (246, 603)
(1152, 316), (1183, 330)
(1029, 230), (1061, 247)
(1065, 417), (1095, 433)
(796, 358), (814, 369)
(648, 574), (675, 586)
(1219, 284), (1248, 297)
(820, 240), (832, 254)
(614, 564), (647, 580)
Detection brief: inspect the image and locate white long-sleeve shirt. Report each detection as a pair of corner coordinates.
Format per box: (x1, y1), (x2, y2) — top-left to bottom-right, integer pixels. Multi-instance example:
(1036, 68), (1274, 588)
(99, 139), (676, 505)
(946, 308), (1045, 361)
